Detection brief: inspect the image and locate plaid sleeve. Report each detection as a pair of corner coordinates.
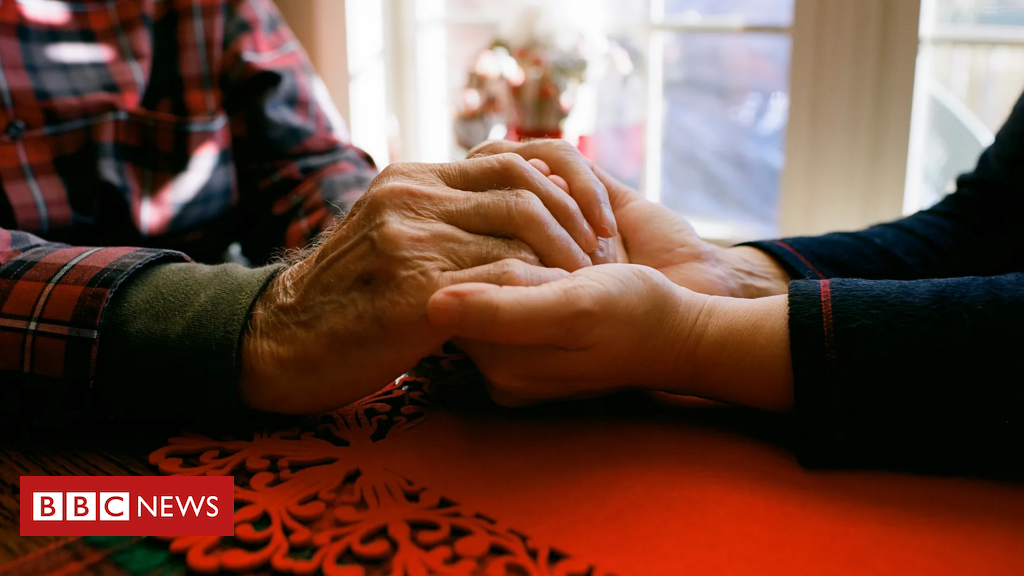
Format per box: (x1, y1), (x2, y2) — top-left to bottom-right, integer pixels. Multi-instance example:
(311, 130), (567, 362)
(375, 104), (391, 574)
(222, 0), (377, 264)
(0, 228), (189, 396)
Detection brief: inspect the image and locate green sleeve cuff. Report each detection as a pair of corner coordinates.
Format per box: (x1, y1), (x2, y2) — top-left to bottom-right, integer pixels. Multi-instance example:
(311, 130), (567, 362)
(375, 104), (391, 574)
(96, 261), (283, 422)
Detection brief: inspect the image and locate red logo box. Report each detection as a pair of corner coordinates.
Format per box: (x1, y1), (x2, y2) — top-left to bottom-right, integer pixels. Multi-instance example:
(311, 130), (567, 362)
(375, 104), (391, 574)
(20, 476), (234, 537)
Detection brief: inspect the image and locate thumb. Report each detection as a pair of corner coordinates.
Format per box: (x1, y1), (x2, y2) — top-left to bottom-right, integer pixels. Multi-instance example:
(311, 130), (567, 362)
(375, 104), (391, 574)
(427, 277), (579, 345)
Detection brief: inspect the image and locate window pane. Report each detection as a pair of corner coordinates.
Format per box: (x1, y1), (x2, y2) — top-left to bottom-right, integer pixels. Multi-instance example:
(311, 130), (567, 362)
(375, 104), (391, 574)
(407, 0), (795, 240)
(660, 32), (791, 237)
(925, 43), (1024, 133)
(906, 0), (1024, 212)
(664, 0), (794, 27)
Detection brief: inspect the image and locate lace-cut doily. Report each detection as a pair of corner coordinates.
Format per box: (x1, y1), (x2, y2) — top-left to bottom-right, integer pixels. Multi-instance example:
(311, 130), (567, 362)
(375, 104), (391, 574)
(149, 361), (610, 576)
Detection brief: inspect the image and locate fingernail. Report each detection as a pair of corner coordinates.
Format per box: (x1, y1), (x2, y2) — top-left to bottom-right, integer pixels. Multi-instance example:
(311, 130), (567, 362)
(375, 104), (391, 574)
(601, 205), (618, 237)
(427, 293), (461, 326)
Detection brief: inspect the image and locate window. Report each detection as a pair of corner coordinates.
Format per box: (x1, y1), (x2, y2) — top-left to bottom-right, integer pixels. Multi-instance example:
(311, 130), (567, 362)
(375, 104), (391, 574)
(904, 0), (1024, 214)
(340, 1), (927, 241)
(649, 1), (794, 240)
(351, 0), (800, 240)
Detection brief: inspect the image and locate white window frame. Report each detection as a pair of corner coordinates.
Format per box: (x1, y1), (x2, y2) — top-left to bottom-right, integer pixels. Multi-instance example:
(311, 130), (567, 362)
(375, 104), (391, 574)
(299, 0), (928, 241)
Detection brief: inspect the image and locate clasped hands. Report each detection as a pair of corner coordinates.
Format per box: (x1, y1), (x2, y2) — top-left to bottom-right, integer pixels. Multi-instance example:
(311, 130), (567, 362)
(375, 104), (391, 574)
(241, 139), (795, 415)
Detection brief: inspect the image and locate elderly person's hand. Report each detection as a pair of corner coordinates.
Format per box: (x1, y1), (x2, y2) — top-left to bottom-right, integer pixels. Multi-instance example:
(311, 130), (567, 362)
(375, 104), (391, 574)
(427, 264), (793, 411)
(239, 155), (613, 414)
(466, 139), (620, 264)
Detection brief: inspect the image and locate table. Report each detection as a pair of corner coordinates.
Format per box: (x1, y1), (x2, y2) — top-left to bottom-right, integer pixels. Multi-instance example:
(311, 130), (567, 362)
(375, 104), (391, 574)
(1, 364), (1023, 576)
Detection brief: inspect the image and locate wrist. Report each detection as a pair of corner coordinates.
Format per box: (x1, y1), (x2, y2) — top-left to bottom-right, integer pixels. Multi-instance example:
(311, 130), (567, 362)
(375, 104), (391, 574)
(655, 286), (711, 388)
(682, 294), (794, 411)
(239, 264), (303, 413)
(719, 246), (791, 298)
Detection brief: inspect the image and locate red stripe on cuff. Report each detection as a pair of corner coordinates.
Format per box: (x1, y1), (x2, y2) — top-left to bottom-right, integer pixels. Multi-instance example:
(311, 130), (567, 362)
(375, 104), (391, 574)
(820, 279), (836, 366)
(771, 240), (825, 279)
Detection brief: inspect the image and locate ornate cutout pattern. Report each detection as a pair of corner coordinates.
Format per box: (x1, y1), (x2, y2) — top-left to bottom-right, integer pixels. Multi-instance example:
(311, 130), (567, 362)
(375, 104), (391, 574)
(149, 371), (609, 575)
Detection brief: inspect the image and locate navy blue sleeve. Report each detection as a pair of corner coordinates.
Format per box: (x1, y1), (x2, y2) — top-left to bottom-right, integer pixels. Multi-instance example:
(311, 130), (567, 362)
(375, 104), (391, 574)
(747, 92), (1024, 282)
(788, 276), (1024, 477)
(745, 91), (1024, 477)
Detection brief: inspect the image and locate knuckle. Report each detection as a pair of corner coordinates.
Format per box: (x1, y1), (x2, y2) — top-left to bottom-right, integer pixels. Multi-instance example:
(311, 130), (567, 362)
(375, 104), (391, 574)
(397, 183), (437, 203)
(494, 258), (527, 284)
(552, 138), (576, 153)
(360, 187), (389, 213)
(536, 138), (577, 158)
(362, 186), (403, 216)
(496, 152), (531, 173)
(372, 219), (413, 254)
(513, 244), (541, 266)
(511, 188), (545, 215)
(467, 140), (504, 158)
(468, 138), (512, 156)
(380, 162), (435, 187)
(375, 182), (437, 208)
(390, 161), (420, 174)
(377, 162), (405, 181)
(501, 190), (546, 230)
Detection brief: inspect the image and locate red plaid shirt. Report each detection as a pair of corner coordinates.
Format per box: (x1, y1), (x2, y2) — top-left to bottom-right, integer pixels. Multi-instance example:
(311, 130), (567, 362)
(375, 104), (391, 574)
(0, 0), (374, 392)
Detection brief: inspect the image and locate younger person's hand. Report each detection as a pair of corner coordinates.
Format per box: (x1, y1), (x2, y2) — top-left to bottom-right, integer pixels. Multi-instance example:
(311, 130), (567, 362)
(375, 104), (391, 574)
(426, 264), (706, 406)
(427, 263), (795, 410)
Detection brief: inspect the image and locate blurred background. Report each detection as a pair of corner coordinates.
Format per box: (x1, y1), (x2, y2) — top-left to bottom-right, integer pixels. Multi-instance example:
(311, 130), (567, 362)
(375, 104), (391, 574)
(274, 0), (1024, 242)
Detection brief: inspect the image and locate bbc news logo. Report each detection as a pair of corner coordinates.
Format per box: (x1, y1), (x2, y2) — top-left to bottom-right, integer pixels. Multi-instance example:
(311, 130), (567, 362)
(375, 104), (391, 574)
(33, 491), (220, 521)
(21, 476), (234, 536)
